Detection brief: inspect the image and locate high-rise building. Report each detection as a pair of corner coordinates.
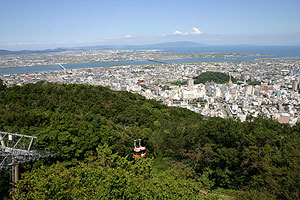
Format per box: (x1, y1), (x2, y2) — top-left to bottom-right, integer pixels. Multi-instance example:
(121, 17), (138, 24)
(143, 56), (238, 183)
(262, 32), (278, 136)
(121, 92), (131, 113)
(278, 103), (285, 113)
(292, 80), (298, 91)
(226, 72), (233, 87)
(259, 73), (263, 81)
(187, 78), (194, 88)
(279, 113), (290, 124)
(244, 85), (253, 97)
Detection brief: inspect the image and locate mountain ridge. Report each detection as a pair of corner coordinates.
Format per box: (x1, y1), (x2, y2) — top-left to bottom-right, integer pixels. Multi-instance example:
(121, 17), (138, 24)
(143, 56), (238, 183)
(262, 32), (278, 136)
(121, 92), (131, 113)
(0, 41), (205, 54)
(0, 48), (69, 55)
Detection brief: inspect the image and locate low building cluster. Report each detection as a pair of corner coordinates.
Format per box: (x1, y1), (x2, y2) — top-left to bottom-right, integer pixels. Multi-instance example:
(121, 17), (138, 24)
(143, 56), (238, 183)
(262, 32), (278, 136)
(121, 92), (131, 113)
(1, 59), (299, 125)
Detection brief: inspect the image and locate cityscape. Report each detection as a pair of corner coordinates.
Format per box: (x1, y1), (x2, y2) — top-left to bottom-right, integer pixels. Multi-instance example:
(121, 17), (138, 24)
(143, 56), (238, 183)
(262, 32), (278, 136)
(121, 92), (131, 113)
(1, 51), (299, 126)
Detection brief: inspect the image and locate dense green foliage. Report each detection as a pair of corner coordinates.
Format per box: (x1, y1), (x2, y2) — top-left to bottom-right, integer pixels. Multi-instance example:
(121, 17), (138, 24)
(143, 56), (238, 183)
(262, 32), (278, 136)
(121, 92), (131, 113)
(248, 81), (261, 86)
(0, 79), (6, 90)
(171, 80), (187, 86)
(194, 71), (237, 84)
(14, 144), (221, 200)
(0, 82), (299, 199)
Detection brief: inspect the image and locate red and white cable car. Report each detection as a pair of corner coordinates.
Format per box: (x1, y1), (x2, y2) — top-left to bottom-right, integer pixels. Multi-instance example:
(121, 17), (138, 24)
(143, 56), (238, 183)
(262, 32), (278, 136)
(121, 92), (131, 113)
(133, 139), (146, 158)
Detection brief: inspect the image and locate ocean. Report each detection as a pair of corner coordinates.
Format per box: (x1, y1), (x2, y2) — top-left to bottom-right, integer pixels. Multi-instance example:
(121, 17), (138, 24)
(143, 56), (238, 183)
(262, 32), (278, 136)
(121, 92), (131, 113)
(158, 45), (300, 58)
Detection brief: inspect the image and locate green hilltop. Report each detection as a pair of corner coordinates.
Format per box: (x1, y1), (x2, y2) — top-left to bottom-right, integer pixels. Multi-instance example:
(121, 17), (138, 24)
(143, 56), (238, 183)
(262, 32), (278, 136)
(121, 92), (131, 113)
(194, 71), (237, 84)
(172, 71), (237, 86)
(0, 82), (299, 199)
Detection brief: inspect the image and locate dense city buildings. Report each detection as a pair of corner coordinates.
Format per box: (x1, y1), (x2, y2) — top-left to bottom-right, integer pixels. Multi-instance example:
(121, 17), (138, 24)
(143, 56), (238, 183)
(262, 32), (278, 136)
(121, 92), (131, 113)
(1, 53), (299, 126)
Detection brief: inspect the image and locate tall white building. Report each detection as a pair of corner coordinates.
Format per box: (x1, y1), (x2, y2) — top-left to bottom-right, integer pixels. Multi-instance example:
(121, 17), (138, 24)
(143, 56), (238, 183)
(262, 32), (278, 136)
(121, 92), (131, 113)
(244, 85), (253, 97)
(187, 78), (194, 88)
(292, 80), (298, 91)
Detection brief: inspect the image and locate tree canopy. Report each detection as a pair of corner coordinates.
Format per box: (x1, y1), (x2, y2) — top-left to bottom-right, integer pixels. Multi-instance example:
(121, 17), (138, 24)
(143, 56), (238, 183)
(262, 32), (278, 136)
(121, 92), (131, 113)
(194, 71), (237, 84)
(0, 81), (299, 199)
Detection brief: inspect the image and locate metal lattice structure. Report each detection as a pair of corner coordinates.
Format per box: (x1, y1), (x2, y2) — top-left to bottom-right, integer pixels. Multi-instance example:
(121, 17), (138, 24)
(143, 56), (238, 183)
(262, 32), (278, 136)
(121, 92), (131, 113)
(0, 131), (51, 195)
(0, 131), (51, 170)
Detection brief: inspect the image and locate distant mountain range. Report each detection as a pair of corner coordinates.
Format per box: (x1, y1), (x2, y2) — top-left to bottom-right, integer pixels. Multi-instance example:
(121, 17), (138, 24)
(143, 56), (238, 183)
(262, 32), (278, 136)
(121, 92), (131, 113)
(76, 41), (205, 50)
(0, 48), (69, 56)
(2, 42), (300, 56)
(0, 41), (205, 55)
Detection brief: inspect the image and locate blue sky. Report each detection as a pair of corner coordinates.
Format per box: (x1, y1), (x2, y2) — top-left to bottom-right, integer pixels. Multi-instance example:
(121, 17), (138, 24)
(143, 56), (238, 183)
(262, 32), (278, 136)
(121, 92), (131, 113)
(1, 0), (300, 50)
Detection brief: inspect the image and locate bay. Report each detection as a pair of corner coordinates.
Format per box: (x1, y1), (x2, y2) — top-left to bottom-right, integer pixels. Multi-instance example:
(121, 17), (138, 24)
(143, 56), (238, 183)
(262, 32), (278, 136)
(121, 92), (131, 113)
(0, 56), (271, 75)
(1, 45), (300, 75)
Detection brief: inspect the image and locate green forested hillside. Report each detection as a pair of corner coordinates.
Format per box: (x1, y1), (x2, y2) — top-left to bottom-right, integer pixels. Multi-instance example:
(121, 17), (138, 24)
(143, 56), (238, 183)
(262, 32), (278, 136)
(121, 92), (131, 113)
(194, 71), (237, 84)
(0, 82), (299, 199)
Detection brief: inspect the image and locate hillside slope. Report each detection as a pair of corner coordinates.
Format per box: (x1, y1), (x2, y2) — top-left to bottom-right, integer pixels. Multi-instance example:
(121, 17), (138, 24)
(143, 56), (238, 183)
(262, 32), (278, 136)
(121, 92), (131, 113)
(0, 82), (299, 199)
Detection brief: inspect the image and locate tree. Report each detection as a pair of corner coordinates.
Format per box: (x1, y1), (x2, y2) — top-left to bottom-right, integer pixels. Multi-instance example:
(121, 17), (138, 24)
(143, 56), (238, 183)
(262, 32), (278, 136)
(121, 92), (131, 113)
(0, 79), (6, 90)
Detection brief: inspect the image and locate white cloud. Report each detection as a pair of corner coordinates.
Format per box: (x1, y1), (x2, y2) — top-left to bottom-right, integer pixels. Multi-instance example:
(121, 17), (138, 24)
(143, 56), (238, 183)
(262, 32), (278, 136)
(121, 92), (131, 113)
(124, 34), (132, 38)
(96, 39), (106, 43)
(191, 27), (202, 35)
(97, 34), (133, 43)
(6, 42), (32, 46)
(173, 30), (188, 35)
(168, 27), (202, 36)
(108, 36), (120, 41)
(56, 41), (68, 44)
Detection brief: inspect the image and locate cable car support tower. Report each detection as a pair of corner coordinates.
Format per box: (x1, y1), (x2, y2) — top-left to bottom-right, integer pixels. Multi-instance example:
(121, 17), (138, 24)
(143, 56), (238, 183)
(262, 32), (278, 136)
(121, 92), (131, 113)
(0, 131), (51, 194)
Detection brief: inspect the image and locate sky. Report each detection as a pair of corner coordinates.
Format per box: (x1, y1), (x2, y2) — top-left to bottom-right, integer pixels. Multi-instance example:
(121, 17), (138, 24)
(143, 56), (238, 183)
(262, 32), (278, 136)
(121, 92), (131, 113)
(1, 0), (300, 50)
